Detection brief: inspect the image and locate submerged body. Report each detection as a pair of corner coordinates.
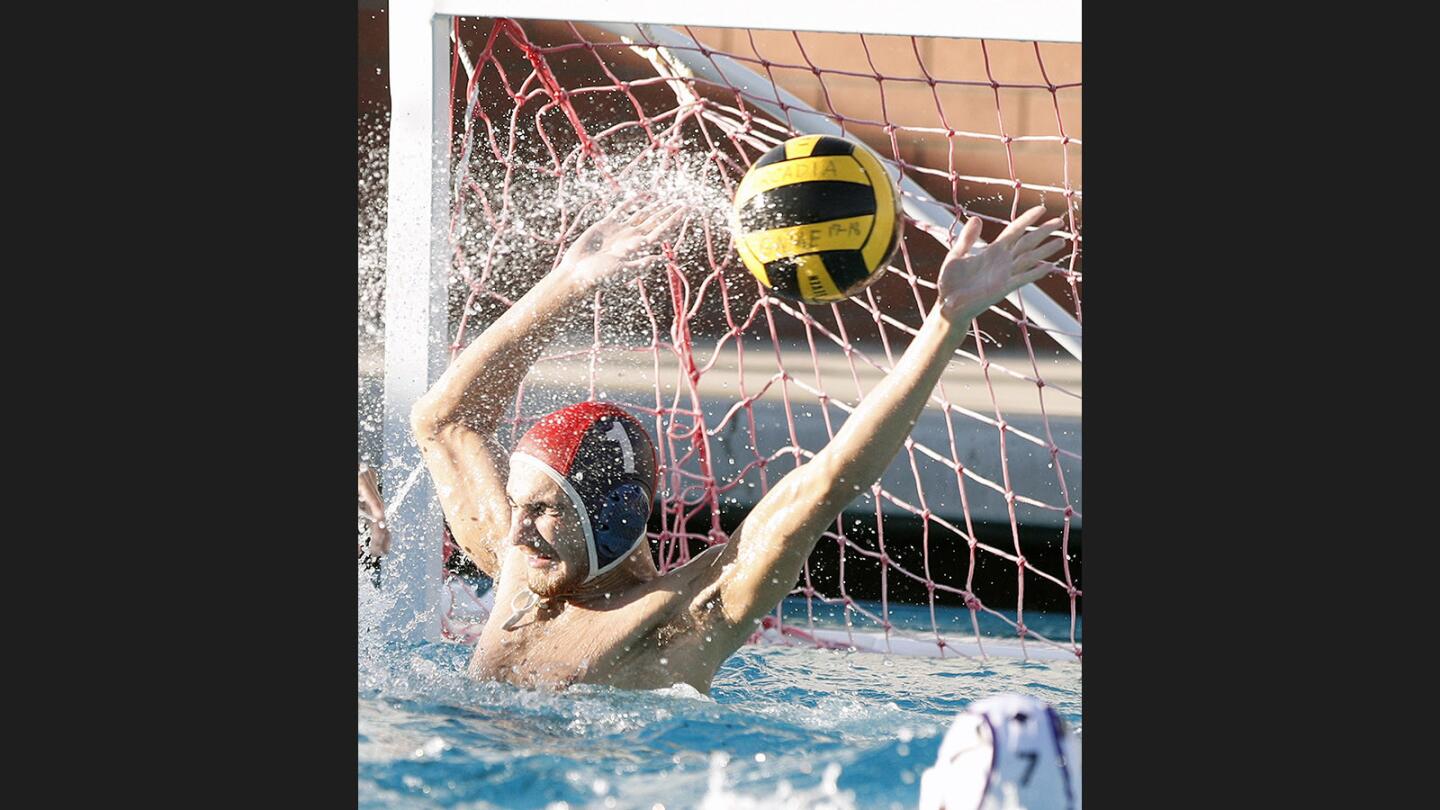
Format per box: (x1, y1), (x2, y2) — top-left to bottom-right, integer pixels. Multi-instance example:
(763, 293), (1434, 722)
(358, 585), (1083, 810)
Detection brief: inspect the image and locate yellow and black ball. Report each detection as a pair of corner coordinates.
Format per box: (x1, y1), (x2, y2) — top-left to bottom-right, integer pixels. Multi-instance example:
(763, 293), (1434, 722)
(730, 134), (903, 304)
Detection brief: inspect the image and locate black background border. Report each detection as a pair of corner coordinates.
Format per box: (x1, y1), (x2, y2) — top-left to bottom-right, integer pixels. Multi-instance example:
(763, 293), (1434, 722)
(131, 2), (1318, 803)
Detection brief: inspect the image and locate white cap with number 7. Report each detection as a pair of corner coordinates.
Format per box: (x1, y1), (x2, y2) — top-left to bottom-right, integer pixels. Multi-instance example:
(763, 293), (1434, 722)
(918, 693), (1081, 810)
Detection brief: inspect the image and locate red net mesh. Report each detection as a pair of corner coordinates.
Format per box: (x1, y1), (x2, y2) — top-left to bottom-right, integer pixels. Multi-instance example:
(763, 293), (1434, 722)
(441, 17), (1081, 660)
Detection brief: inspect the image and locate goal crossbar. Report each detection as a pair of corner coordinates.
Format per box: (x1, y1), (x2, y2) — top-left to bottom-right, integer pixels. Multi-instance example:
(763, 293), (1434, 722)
(431, 1), (1082, 44)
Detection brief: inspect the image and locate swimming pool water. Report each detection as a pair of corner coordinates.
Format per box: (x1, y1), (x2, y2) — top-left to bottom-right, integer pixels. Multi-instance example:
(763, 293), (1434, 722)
(359, 571), (1081, 809)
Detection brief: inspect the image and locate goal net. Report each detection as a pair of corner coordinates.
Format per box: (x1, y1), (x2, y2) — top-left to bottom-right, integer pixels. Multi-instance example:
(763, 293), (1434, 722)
(368, 3), (1081, 661)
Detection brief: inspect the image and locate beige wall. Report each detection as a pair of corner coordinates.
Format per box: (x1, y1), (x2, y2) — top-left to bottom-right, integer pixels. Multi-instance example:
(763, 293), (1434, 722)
(685, 26), (1081, 212)
(363, 13), (1080, 219)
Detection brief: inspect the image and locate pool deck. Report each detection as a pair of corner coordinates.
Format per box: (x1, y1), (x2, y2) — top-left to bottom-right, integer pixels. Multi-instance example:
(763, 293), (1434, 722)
(361, 340), (1078, 415)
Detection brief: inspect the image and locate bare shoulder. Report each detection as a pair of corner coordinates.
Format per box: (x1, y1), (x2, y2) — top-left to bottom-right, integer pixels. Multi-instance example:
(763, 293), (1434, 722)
(651, 545), (743, 637)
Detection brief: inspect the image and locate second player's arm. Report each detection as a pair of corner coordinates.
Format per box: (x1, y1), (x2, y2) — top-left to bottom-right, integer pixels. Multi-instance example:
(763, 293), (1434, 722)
(692, 206), (1066, 641)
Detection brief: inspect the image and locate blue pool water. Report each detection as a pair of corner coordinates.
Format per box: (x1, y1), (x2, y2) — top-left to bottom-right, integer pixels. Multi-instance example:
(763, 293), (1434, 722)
(359, 572), (1081, 809)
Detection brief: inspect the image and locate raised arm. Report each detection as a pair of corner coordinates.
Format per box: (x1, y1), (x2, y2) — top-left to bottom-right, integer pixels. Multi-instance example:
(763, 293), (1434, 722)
(409, 196), (687, 576)
(694, 206), (1067, 640)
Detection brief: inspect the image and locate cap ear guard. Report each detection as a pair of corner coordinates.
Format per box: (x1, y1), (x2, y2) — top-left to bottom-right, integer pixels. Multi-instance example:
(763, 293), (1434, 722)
(589, 481), (653, 579)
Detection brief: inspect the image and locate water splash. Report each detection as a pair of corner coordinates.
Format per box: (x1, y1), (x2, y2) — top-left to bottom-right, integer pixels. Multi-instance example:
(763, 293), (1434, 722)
(359, 566), (1079, 809)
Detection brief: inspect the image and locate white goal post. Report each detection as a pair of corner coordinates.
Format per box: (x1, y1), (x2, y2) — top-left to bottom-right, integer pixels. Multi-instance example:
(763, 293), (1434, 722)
(380, 0), (1082, 643)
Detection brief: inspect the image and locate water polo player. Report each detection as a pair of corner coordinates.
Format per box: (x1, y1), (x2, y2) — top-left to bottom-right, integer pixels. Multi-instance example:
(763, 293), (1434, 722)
(919, 693), (1081, 810)
(410, 194), (1065, 692)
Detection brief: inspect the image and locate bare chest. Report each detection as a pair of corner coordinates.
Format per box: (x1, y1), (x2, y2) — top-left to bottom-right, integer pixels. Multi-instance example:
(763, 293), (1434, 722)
(468, 593), (694, 689)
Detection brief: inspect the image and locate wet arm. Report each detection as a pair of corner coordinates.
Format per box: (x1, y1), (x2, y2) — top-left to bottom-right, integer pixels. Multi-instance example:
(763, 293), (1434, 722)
(410, 198), (688, 574)
(696, 207), (1066, 639)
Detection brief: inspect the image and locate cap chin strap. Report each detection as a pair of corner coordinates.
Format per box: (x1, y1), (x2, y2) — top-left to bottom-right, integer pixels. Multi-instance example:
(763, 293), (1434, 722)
(501, 588), (540, 631)
(510, 453), (646, 583)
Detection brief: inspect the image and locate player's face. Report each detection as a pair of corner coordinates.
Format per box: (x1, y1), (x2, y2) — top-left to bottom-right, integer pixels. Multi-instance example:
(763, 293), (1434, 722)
(504, 465), (590, 595)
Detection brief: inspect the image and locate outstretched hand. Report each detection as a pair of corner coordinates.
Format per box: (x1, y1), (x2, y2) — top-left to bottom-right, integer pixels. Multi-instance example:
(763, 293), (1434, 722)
(561, 194), (689, 290)
(935, 205), (1068, 321)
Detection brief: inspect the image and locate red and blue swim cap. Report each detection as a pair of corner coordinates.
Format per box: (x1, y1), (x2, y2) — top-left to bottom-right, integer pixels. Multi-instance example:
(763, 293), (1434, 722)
(510, 402), (659, 582)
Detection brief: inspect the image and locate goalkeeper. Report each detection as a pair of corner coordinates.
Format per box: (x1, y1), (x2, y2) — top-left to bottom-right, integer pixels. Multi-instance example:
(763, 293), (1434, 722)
(410, 194), (1065, 691)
